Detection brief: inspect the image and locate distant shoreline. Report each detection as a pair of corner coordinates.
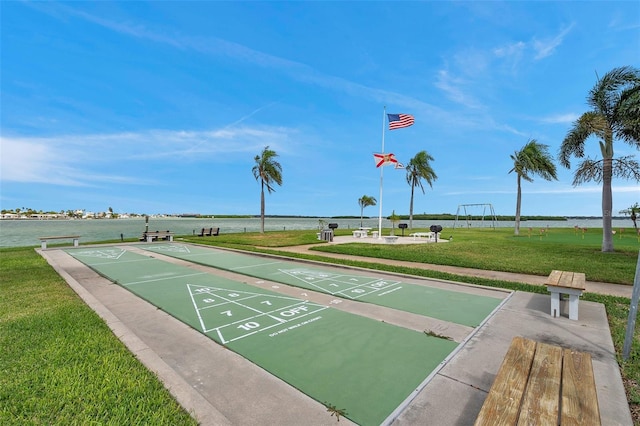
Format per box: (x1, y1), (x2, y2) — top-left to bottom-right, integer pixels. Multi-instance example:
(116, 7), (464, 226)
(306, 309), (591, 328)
(0, 215), (629, 221)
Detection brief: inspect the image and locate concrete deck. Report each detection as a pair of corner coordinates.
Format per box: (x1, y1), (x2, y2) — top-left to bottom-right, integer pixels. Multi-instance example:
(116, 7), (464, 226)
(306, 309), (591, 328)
(39, 245), (632, 425)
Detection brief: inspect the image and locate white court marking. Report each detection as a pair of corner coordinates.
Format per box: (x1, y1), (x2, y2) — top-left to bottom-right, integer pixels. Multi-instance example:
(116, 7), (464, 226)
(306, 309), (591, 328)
(187, 284), (328, 344)
(144, 244), (192, 254)
(125, 272), (208, 286)
(69, 248), (127, 260)
(279, 268), (401, 299)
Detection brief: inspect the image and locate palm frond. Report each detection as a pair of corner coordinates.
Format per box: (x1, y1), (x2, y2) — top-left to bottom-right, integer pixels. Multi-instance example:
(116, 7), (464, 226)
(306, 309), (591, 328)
(406, 150), (437, 193)
(612, 156), (640, 182)
(511, 139), (557, 182)
(253, 145), (283, 193)
(572, 158), (604, 185)
(589, 66), (640, 117)
(615, 85), (640, 145)
(559, 112), (608, 167)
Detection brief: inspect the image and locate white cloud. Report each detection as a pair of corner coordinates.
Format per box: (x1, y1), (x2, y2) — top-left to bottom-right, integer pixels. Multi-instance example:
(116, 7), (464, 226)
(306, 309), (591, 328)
(446, 184), (639, 197)
(0, 125), (301, 186)
(493, 41), (526, 58)
(539, 113), (580, 124)
(533, 23), (575, 60)
(0, 136), (154, 186)
(434, 69), (484, 109)
(39, 3), (443, 117)
(0, 138), (79, 185)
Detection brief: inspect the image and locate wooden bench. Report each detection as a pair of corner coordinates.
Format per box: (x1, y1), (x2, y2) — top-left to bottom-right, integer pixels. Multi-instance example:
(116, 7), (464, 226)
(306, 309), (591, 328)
(140, 230), (174, 243)
(475, 336), (600, 425)
(197, 227), (220, 237)
(39, 235), (80, 250)
(546, 270), (586, 320)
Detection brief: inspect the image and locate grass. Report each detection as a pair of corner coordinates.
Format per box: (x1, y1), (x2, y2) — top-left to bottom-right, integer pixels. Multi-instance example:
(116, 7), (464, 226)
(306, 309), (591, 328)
(2, 227), (639, 424)
(0, 247), (198, 426)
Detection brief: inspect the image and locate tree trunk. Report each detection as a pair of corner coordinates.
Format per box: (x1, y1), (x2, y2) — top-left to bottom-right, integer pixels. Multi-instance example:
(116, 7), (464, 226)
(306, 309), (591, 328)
(409, 186), (415, 230)
(260, 181), (265, 233)
(601, 156), (614, 252)
(514, 175), (522, 236)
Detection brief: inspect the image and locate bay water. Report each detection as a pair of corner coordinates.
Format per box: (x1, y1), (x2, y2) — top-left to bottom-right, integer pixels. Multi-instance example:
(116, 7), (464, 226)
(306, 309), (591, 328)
(0, 217), (629, 248)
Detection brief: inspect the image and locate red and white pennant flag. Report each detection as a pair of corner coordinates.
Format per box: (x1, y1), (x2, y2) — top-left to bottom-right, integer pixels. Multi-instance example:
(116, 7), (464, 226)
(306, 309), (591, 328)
(373, 153), (399, 168)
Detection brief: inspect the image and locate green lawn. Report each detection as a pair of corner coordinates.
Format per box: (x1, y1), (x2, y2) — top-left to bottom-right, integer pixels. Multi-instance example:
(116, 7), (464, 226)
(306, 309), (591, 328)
(0, 247), (198, 426)
(2, 227), (639, 424)
(311, 227), (639, 285)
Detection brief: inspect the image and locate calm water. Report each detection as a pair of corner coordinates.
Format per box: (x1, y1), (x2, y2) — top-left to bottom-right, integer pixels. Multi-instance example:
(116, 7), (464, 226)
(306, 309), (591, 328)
(0, 217), (629, 248)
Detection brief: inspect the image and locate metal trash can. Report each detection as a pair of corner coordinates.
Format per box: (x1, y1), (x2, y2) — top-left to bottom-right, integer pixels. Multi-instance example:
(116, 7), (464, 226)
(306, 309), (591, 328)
(321, 229), (334, 242)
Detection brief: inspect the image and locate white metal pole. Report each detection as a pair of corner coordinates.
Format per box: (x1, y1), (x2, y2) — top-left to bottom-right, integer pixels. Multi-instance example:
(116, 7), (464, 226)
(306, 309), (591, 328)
(378, 106), (386, 239)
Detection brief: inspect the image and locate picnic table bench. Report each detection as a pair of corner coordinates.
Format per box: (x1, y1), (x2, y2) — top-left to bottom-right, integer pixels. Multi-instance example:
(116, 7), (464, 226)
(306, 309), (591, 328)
(475, 336), (600, 425)
(409, 232), (438, 241)
(352, 229), (368, 238)
(383, 236), (398, 244)
(39, 235), (80, 250)
(140, 230), (174, 243)
(546, 270), (586, 320)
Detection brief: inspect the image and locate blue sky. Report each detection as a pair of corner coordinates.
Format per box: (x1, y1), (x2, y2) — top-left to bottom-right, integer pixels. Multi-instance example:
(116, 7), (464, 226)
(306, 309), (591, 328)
(1, 1), (639, 217)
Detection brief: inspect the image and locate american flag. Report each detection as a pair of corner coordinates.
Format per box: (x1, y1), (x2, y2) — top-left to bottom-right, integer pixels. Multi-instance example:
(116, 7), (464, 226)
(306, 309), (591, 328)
(387, 113), (414, 130)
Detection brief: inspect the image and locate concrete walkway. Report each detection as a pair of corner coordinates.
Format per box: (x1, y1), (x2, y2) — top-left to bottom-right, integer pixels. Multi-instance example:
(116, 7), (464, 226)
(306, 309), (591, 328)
(38, 244), (633, 425)
(276, 236), (634, 298)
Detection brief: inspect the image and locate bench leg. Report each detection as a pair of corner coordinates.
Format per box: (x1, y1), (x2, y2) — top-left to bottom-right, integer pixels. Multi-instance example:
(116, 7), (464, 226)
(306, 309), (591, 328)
(168, 235), (173, 242)
(550, 292), (561, 318)
(73, 238), (79, 247)
(147, 236), (153, 243)
(568, 294), (580, 320)
(41, 241), (47, 250)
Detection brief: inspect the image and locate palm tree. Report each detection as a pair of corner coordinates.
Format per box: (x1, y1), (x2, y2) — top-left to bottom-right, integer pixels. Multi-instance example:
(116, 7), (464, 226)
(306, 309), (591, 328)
(509, 140), (558, 236)
(405, 151), (437, 229)
(619, 202), (639, 231)
(357, 195), (377, 227)
(559, 66), (640, 252)
(252, 146), (283, 233)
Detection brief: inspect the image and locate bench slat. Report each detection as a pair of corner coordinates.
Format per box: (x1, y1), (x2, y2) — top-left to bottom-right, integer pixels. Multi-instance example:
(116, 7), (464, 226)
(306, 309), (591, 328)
(39, 235), (81, 240)
(546, 270), (563, 286)
(517, 342), (562, 425)
(569, 273), (586, 291)
(474, 337), (536, 426)
(561, 349), (601, 425)
(558, 271), (574, 288)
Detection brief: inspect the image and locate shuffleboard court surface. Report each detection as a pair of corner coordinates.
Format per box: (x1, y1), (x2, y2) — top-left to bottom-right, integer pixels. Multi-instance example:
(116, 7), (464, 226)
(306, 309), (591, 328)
(65, 247), (459, 425)
(140, 243), (504, 327)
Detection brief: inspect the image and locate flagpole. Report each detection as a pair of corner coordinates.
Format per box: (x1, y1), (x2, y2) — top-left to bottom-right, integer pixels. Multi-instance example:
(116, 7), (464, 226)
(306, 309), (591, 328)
(378, 106), (385, 239)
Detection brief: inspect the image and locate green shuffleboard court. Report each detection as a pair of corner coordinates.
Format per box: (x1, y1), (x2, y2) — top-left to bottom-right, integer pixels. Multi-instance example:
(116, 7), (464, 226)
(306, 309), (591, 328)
(140, 243), (504, 327)
(66, 247), (460, 425)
